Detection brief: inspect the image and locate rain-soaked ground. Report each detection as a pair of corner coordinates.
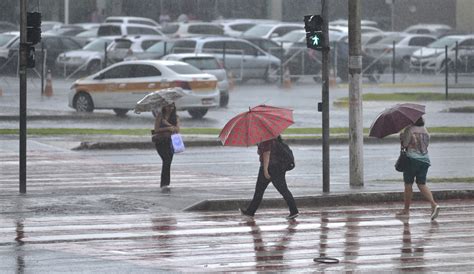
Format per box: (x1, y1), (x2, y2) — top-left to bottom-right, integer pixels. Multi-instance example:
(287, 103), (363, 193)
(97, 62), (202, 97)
(1, 201), (473, 272)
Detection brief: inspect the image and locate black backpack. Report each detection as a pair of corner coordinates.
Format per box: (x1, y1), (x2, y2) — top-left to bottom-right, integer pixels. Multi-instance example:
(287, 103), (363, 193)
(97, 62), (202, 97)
(270, 139), (295, 171)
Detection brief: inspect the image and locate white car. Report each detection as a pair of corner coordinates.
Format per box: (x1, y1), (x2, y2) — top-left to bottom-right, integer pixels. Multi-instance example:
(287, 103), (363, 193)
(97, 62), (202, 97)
(214, 19), (277, 37)
(68, 60), (219, 118)
(97, 23), (164, 37)
(161, 22), (224, 38)
(104, 16), (160, 28)
(162, 53), (230, 107)
(410, 35), (474, 72)
(403, 24), (451, 37)
(106, 35), (165, 63)
(242, 23), (303, 40)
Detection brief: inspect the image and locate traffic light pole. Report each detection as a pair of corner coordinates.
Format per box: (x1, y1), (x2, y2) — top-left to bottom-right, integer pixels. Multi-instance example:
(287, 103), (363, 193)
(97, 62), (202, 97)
(321, 0), (330, 193)
(19, 0), (27, 193)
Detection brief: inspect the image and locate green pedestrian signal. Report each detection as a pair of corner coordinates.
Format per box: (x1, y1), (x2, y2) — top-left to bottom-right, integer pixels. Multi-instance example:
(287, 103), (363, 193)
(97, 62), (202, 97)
(306, 31), (324, 51)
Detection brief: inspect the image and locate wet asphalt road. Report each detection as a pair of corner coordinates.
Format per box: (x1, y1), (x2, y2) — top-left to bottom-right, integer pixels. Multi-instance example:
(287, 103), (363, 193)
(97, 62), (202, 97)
(1, 200), (473, 272)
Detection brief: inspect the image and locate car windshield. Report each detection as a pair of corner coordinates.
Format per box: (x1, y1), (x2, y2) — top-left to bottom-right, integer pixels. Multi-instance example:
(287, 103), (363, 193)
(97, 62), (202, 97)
(167, 64), (203, 74)
(0, 34), (15, 47)
(243, 25), (273, 37)
(83, 38), (112, 51)
(279, 31), (305, 42)
(76, 29), (97, 38)
(428, 36), (462, 48)
(182, 57), (220, 70)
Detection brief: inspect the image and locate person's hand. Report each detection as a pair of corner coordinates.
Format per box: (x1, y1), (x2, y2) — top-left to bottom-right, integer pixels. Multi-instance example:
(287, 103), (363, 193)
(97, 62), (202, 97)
(264, 170), (271, 180)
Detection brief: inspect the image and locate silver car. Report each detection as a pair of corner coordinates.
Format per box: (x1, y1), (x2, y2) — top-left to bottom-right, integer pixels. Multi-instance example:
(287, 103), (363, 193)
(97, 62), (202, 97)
(365, 33), (436, 71)
(168, 37), (281, 83)
(162, 53), (230, 107)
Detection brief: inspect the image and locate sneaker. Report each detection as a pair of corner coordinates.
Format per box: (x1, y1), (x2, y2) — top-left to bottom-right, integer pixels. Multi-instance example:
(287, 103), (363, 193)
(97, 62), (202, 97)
(239, 208), (254, 218)
(286, 212), (299, 220)
(431, 205), (440, 220)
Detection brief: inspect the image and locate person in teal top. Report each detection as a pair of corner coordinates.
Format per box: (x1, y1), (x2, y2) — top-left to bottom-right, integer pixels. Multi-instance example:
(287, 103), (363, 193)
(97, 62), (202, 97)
(397, 117), (440, 220)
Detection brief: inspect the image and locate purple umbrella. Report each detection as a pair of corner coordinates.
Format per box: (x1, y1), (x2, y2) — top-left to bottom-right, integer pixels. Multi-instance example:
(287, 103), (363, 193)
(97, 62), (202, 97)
(369, 103), (425, 138)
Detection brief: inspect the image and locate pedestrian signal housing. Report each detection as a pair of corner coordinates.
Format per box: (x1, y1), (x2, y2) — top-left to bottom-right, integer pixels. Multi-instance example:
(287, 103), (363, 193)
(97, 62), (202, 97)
(304, 14), (325, 51)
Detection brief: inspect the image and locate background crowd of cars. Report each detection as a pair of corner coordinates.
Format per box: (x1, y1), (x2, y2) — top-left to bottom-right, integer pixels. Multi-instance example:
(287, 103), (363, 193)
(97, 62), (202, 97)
(0, 17), (472, 117)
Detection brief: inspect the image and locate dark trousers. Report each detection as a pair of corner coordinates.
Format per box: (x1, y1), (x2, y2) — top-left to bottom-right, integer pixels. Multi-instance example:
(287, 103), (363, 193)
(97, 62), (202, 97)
(155, 139), (174, 187)
(246, 166), (298, 216)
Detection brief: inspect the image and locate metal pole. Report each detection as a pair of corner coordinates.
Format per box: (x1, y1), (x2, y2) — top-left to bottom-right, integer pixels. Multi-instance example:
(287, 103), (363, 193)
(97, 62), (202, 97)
(222, 42), (226, 68)
(445, 45), (448, 100)
(41, 42), (44, 95)
(19, 0), (27, 194)
(321, 0), (330, 193)
(103, 42), (108, 69)
(280, 41), (284, 86)
(64, 0), (70, 24)
(455, 41), (458, 84)
(348, 0), (364, 187)
(392, 40), (396, 84)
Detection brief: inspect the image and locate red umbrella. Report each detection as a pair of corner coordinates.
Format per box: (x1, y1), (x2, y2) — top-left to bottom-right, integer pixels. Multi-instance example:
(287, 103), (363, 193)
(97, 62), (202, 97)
(219, 105), (294, 146)
(369, 103), (425, 138)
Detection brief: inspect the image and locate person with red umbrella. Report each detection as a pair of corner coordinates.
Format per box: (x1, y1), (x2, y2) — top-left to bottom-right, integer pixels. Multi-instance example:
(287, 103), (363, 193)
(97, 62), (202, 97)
(219, 105), (299, 220)
(398, 116), (439, 220)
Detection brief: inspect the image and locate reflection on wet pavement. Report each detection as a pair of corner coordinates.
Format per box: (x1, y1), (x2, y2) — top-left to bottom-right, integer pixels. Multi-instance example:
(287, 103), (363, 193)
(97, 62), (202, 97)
(1, 200), (473, 272)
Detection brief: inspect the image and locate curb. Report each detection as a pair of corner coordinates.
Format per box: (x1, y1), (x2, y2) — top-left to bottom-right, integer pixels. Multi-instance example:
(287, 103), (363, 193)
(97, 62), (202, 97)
(183, 189), (474, 211)
(72, 134), (474, 150)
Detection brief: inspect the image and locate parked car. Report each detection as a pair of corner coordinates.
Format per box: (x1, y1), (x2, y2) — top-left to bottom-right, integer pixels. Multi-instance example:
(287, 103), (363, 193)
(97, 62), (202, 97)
(214, 19), (277, 37)
(403, 24), (451, 37)
(97, 23), (164, 37)
(364, 33), (436, 71)
(410, 35), (474, 72)
(242, 36), (284, 60)
(162, 53), (230, 107)
(329, 19), (379, 28)
(104, 16), (160, 28)
(68, 60), (219, 118)
(56, 37), (114, 75)
(75, 28), (100, 46)
(167, 36), (281, 83)
(106, 35), (165, 63)
(0, 31), (20, 71)
(41, 21), (63, 32)
(0, 21), (18, 33)
(285, 40), (385, 83)
(241, 23), (303, 40)
(8, 34), (82, 73)
(125, 39), (175, 61)
(44, 25), (87, 37)
(161, 22), (224, 38)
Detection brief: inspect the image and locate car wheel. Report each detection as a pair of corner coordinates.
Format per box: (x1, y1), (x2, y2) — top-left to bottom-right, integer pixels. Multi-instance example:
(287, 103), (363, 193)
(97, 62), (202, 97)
(264, 64), (279, 84)
(87, 60), (101, 74)
(113, 109), (129, 117)
(220, 94), (229, 107)
(74, 92), (94, 112)
(188, 108), (208, 119)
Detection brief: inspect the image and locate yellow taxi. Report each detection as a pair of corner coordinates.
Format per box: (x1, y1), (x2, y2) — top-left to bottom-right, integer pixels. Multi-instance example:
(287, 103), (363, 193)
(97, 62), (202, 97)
(68, 60), (219, 118)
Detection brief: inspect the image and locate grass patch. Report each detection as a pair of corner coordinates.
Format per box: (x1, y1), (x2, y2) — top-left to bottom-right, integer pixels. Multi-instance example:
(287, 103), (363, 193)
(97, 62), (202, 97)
(336, 92), (474, 104)
(0, 127), (473, 136)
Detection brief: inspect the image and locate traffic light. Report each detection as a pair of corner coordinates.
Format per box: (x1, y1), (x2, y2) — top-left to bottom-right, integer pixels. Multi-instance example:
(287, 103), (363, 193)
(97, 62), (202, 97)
(304, 15), (325, 51)
(27, 12), (41, 45)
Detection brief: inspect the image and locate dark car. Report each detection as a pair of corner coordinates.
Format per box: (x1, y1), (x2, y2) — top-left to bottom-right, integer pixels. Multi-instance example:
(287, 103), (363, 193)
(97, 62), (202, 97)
(284, 40), (384, 82)
(8, 35), (82, 73)
(242, 36), (284, 60)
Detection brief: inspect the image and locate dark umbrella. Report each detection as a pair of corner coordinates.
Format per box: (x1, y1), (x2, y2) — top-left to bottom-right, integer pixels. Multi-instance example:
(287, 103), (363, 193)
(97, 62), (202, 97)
(369, 103), (425, 138)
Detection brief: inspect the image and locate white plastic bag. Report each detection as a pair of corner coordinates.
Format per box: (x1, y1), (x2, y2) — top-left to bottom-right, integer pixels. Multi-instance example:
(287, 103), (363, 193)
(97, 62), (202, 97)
(171, 133), (185, 153)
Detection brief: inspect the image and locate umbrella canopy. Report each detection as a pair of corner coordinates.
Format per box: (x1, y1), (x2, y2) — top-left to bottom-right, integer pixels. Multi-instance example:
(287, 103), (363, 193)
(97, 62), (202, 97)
(369, 103), (425, 138)
(134, 87), (185, 113)
(219, 104), (294, 146)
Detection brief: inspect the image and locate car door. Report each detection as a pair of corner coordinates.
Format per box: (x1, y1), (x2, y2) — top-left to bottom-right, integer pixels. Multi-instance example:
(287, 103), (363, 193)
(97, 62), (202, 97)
(124, 64), (163, 107)
(94, 64), (134, 108)
(457, 38), (474, 71)
(228, 41), (269, 78)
